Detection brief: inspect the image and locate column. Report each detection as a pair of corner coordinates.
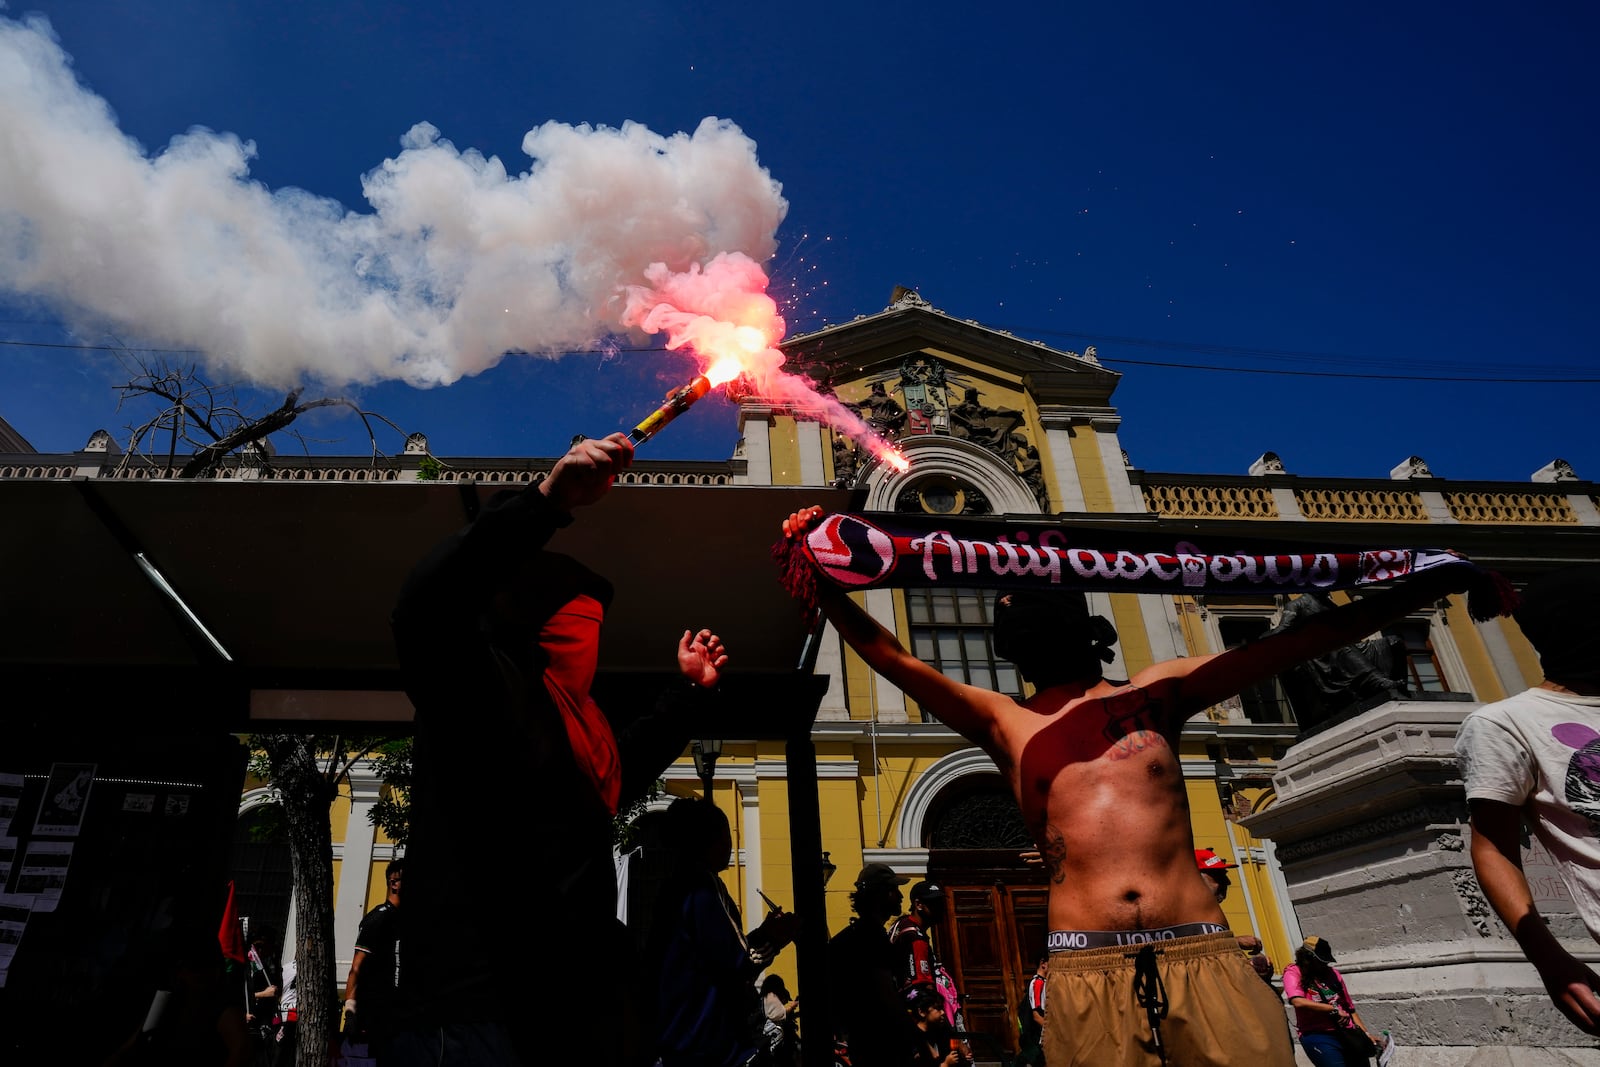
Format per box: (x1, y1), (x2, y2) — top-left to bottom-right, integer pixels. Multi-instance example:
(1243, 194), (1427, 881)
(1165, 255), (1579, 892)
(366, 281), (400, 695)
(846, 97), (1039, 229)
(333, 762), (381, 973)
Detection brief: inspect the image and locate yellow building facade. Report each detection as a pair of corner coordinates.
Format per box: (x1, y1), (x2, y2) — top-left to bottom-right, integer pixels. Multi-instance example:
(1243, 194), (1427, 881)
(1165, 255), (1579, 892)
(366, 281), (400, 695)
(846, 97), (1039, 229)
(6, 287), (1594, 1054)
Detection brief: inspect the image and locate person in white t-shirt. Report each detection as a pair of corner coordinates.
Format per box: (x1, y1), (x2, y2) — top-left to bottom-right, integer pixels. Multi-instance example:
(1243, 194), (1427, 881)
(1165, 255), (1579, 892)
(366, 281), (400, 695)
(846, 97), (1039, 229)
(1457, 564), (1600, 1035)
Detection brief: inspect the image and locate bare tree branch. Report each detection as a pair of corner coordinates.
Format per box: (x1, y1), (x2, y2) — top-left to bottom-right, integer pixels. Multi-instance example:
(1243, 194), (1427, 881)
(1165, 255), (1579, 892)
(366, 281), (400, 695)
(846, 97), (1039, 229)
(108, 360), (422, 480)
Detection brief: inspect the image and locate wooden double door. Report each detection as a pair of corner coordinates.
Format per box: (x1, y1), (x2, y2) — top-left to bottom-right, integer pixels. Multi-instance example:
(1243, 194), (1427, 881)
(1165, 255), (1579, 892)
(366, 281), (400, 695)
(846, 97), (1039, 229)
(926, 850), (1049, 1061)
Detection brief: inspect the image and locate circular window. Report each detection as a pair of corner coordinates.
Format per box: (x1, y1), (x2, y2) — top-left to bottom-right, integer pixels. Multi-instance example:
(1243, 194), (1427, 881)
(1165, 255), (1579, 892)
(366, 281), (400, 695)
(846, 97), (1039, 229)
(921, 481), (961, 514)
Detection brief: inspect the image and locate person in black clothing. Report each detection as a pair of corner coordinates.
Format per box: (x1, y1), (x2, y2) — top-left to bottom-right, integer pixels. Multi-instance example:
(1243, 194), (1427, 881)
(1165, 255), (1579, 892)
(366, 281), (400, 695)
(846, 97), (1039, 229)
(827, 863), (913, 1067)
(389, 431), (730, 1066)
(647, 797), (798, 1067)
(344, 860), (404, 1058)
(909, 990), (957, 1067)
(244, 928), (279, 1064)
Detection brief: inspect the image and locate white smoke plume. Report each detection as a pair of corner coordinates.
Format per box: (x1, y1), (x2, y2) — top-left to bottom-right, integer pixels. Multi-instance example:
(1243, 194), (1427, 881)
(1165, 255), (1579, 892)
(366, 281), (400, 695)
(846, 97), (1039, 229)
(0, 14), (788, 389)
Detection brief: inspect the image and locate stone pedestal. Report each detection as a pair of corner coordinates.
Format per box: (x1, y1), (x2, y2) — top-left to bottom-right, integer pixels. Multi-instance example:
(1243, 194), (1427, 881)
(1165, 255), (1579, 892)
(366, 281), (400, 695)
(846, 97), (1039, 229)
(1242, 700), (1600, 1063)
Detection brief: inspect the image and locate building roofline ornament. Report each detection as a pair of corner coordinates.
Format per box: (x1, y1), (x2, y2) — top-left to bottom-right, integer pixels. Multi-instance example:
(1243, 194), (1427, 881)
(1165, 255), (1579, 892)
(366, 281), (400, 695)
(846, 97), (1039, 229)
(1390, 455), (1435, 480)
(1532, 458), (1579, 483)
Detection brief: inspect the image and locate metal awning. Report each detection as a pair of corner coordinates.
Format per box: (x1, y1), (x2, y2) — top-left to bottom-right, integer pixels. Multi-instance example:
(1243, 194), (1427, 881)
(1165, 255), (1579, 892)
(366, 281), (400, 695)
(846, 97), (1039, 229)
(3, 477), (860, 721)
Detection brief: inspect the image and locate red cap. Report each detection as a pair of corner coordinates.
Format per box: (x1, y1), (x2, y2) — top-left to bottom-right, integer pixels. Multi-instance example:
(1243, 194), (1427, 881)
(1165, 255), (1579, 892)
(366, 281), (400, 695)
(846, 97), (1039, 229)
(1195, 848), (1238, 871)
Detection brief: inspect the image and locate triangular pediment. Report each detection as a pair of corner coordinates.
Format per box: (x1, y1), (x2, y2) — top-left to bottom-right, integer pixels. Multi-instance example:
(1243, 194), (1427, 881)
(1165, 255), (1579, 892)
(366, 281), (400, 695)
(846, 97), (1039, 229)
(0, 413), (36, 454)
(781, 288), (1120, 407)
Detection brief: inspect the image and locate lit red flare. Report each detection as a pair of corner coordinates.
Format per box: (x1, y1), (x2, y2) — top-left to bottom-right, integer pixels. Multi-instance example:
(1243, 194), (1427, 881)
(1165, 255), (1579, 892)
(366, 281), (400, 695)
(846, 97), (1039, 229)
(618, 251), (911, 470)
(628, 375), (712, 445)
(877, 443), (911, 473)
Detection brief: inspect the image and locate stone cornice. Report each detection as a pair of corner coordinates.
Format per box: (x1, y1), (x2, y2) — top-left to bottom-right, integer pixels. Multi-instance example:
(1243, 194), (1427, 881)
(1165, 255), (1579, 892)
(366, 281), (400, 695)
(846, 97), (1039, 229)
(1241, 702), (1475, 843)
(1270, 801), (1467, 864)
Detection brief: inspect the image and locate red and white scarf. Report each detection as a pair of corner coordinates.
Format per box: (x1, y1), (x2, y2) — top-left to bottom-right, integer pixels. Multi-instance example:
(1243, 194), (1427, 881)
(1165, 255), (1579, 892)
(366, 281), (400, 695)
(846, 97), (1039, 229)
(775, 512), (1516, 621)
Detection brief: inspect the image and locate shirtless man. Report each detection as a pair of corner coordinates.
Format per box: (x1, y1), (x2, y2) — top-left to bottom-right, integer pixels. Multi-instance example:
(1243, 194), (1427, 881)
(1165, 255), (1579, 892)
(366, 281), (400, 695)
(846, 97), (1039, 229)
(781, 506), (1473, 1067)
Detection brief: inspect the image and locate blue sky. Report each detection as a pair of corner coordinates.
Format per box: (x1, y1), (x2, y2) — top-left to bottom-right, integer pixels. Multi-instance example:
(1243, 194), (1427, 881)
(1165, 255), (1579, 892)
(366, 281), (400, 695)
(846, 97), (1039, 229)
(1, 1), (1596, 481)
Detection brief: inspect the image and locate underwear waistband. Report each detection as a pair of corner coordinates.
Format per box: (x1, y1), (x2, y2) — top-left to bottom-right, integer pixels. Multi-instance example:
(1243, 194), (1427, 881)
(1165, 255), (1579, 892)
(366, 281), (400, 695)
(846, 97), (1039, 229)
(1048, 922), (1229, 952)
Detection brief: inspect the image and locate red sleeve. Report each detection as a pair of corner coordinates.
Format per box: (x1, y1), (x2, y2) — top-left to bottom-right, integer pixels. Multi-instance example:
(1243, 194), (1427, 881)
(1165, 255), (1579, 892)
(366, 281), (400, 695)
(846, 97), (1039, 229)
(909, 936), (935, 986)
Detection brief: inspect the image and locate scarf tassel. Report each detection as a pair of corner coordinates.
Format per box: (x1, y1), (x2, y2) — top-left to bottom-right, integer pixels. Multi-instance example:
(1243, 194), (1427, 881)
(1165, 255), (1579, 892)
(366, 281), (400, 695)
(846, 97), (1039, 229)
(1467, 567), (1521, 623)
(772, 536), (820, 618)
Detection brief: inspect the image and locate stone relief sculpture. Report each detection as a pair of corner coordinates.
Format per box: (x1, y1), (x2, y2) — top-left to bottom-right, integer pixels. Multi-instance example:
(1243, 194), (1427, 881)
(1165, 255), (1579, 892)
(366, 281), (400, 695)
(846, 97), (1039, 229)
(827, 356), (1046, 507)
(849, 381), (907, 439)
(897, 355), (950, 434)
(898, 354), (948, 393)
(831, 435), (862, 488)
(1009, 433), (1050, 511)
(949, 387), (1023, 454)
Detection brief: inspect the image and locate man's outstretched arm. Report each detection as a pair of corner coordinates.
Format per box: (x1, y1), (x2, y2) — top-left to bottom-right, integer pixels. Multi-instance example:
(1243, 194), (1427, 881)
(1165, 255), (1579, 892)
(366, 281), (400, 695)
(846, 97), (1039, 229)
(783, 508), (1010, 751)
(1469, 798), (1600, 1035)
(1160, 565), (1472, 715)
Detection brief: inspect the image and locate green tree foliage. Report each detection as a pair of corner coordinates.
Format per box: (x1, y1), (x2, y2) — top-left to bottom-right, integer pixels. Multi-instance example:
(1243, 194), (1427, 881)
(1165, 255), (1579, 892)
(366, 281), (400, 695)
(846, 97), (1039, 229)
(366, 737), (413, 850)
(613, 778), (666, 851)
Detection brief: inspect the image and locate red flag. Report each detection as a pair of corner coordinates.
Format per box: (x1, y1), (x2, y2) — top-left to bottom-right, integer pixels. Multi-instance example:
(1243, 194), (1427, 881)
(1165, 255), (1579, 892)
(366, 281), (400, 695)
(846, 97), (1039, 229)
(218, 879), (247, 965)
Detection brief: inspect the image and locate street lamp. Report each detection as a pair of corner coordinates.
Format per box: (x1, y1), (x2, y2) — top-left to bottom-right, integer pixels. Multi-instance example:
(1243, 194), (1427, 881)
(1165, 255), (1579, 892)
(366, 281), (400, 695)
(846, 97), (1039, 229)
(691, 738), (723, 801)
(820, 851), (837, 887)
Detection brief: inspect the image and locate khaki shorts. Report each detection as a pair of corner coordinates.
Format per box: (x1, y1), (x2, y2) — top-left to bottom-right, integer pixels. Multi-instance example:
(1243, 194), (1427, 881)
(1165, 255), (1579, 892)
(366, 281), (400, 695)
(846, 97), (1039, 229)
(1043, 931), (1294, 1067)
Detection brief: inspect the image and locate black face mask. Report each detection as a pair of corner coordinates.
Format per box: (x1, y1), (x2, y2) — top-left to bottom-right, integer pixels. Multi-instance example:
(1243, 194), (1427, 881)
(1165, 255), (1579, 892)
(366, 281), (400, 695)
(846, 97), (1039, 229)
(993, 590), (1117, 683)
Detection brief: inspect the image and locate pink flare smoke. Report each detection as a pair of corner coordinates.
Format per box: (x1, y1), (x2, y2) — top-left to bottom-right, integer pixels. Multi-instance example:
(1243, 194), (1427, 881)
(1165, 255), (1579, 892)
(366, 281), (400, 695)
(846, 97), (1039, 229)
(620, 254), (907, 468)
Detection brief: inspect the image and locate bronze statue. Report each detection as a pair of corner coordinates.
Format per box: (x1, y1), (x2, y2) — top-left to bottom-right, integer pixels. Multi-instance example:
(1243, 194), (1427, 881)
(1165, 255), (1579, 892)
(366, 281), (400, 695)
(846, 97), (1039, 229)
(1261, 592), (1410, 729)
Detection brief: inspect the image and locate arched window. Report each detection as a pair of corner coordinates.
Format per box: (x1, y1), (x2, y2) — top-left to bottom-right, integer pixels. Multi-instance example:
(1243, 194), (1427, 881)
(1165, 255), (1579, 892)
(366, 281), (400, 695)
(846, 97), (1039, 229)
(925, 777), (1033, 850)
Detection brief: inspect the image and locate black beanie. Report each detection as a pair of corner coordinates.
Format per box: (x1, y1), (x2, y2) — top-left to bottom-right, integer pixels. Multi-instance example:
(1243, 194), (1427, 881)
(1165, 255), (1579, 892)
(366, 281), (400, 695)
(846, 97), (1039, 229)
(1514, 565), (1600, 684)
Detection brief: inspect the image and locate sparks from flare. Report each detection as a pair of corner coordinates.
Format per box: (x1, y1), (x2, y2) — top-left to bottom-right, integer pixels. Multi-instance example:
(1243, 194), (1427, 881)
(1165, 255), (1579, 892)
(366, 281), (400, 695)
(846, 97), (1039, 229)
(619, 252), (909, 471)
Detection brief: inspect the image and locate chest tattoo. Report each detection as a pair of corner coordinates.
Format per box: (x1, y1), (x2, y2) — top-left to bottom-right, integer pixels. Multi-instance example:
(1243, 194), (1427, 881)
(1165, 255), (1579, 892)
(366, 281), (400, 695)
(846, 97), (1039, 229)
(1098, 686), (1171, 761)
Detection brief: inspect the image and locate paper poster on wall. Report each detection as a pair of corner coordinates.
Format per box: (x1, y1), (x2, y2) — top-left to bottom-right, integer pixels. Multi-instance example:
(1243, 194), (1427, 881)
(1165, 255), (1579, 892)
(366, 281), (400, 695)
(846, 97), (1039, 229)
(14, 842), (72, 913)
(0, 773), (22, 837)
(0, 893), (34, 988)
(33, 763), (95, 837)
